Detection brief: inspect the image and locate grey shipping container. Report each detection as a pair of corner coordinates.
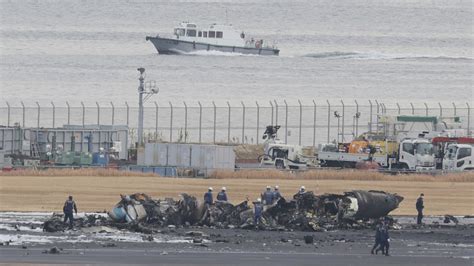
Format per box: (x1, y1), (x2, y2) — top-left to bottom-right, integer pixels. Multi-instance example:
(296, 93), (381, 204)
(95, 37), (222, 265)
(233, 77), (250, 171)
(142, 143), (235, 170)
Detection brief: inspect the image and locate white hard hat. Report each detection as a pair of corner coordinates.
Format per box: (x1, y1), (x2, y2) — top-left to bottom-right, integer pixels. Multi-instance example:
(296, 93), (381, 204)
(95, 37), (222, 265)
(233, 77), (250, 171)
(257, 198), (262, 202)
(222, 187), (226, 191)
(208, 187), (213, 191)
(275, 185), (279, 190)
(266, 186), (271, 189)
(300, 186), (305, 190)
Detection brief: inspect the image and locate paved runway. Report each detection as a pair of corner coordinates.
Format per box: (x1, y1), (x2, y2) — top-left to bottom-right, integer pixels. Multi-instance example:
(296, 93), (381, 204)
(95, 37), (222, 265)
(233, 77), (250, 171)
(1, 247), (472, 265)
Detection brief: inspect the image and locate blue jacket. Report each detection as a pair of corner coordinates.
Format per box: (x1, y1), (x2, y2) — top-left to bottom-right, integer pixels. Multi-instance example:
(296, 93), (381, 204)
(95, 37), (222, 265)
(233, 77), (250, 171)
(254, 203), (263, 217)
(262, 191), (274, 205)
(63, 200), (77, 213)
(380, 225), (390, 242)
(204, 192), (213, 205)
(374, 224), (382, 241)
(273, 190), (281, 200)
(217, 191), (228, 201)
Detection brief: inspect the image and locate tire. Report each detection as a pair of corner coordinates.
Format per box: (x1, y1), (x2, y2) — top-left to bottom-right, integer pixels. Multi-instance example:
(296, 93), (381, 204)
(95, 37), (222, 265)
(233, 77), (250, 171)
(275, 160), (285, 169)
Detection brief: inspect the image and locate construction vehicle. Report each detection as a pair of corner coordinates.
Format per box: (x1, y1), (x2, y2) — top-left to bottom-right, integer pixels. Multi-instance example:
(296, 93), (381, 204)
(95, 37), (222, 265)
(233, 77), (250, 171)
(258, 125), (315, 169)
(318, 137), (436, 171)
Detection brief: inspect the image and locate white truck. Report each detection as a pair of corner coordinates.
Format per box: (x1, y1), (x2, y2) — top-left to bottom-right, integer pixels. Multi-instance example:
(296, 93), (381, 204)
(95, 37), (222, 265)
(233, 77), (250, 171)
(259, 125), (314, 169)
(318, 138), (436, 172)
(442, 144), (474, 171)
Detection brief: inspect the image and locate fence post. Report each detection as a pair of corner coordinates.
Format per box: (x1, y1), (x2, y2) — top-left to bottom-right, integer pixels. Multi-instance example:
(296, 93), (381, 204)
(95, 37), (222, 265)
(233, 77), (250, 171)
(36, 102), (40, 129)
(125, 102), (130, 127)
(326, 100), (331, 143)
(241, 101), (246, 144)
(154, 102), (158, 140)
(66, 101), (70, 125)
(6, 101), (10, 127)
(227, 101), (231, 143)
(382, 103), (387, 114)
(213, 101), (217, 144)
(96, 102), (100, 125)
(368, 100), (373, 132)
(110, 102), (115, 127)
(410, 102), (415, 115)
(375, 100), (380, 133)
(51, 101), (55, 128)
(169, 102), (173, 143)
(274, 100), (279, 126)
(467, 102), (471, 137)
(354, 100), (359, 137)
(21, 101), (25, 127)
(256, 101), (260, 145)
(81, 102), (85, 128)
(183, 101), (188, 142)
(284, 100), (288, 144)
(452, 102), (457, 116)
(424, 103), (428, 116)
(269, 101), (274, 126)
(198, 101), (202, 144)
(438, 102), (443, 117)
(340, 100), (345, 142)
(298, 100), (302, 145)
(312, 100), (317, 148)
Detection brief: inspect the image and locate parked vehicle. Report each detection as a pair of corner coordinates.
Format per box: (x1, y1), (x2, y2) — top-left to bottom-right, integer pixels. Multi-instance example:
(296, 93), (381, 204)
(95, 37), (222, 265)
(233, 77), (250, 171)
(258, 125), (315, 169)
(318, 137), (436, 172)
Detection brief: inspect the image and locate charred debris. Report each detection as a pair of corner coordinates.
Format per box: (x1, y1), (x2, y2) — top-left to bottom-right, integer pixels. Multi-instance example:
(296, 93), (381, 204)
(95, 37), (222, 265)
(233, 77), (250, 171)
(43, 190), (404, 233)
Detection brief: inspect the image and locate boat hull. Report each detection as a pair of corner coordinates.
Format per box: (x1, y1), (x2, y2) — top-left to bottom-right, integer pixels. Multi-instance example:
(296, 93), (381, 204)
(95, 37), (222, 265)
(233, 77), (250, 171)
(146, 36), (279, 56)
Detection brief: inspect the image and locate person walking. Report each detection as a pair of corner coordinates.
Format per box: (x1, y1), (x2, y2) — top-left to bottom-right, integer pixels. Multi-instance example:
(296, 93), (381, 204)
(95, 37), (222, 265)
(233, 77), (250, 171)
(63, 196), (77, 229)
(416, 193), (424, 225)
(376, 220), (390, 256)
(371, 219), (383, 254)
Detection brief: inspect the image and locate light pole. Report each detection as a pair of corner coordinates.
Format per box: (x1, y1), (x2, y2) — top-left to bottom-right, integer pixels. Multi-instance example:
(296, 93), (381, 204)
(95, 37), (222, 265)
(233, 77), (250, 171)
(137, 68), (158, 147)
(334, 111), (341, 144)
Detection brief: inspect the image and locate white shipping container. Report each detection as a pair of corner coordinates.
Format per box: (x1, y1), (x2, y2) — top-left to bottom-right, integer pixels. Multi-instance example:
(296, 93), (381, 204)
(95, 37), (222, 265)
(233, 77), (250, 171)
(143, 143), (235, 169)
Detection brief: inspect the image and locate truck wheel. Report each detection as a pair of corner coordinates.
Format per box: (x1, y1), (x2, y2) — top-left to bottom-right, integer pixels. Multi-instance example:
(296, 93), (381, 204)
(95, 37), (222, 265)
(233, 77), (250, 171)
(275, 160), (285, 169)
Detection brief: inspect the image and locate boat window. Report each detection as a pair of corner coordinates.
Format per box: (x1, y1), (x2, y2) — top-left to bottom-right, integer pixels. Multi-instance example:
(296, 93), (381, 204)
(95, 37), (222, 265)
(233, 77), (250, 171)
(216, 31), (223, 38)
(198, 31), (202, 37)
(203, 31), (207, 37)
(186, 29), (196, 37)
(208, 31), (215, 38)
(174, 28), (185, 36)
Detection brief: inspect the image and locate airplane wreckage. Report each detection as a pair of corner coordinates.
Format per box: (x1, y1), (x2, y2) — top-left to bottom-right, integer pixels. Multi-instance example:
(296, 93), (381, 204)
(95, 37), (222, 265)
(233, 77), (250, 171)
(43, 190), (404, 233)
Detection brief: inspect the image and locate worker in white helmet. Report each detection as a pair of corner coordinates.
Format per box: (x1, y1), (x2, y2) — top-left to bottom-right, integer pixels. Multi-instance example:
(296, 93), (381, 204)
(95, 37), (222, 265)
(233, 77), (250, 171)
(217, 187), (228, 202)
(254, 198), (264, 227)
(273, 185), (282, 201)
(204, 187), (213, 206)
(261, 186), (274, 205)
(299, 186), (306, 195)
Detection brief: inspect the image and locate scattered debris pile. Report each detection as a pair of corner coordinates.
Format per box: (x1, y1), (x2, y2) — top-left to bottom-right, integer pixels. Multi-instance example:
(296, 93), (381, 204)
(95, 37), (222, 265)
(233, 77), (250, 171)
(43, 213), (108, 232)
(42, 190), (403, 233)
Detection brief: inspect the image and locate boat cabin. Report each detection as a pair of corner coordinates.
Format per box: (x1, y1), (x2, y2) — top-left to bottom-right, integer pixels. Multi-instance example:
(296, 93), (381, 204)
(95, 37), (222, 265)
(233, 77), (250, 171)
(172, 22), (270, 48)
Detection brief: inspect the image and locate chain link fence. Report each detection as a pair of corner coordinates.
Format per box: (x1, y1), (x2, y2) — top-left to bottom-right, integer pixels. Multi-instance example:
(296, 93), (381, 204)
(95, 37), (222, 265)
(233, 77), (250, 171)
(1, 100), (472, 147)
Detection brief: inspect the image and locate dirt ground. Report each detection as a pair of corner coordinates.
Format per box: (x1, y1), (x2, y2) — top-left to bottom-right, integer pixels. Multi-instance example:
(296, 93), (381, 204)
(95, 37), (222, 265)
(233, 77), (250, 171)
(0, 175), (473, 215)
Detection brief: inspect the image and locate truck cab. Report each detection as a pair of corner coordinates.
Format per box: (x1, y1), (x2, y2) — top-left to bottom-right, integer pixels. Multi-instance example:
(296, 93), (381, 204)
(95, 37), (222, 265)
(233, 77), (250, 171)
(397, 139), (436, 171)
(443, 144), (474, 171)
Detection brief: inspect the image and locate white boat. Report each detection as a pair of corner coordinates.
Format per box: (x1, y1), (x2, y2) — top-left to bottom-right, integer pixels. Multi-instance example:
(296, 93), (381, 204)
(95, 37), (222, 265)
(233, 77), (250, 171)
(146, 22), (280, 56)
